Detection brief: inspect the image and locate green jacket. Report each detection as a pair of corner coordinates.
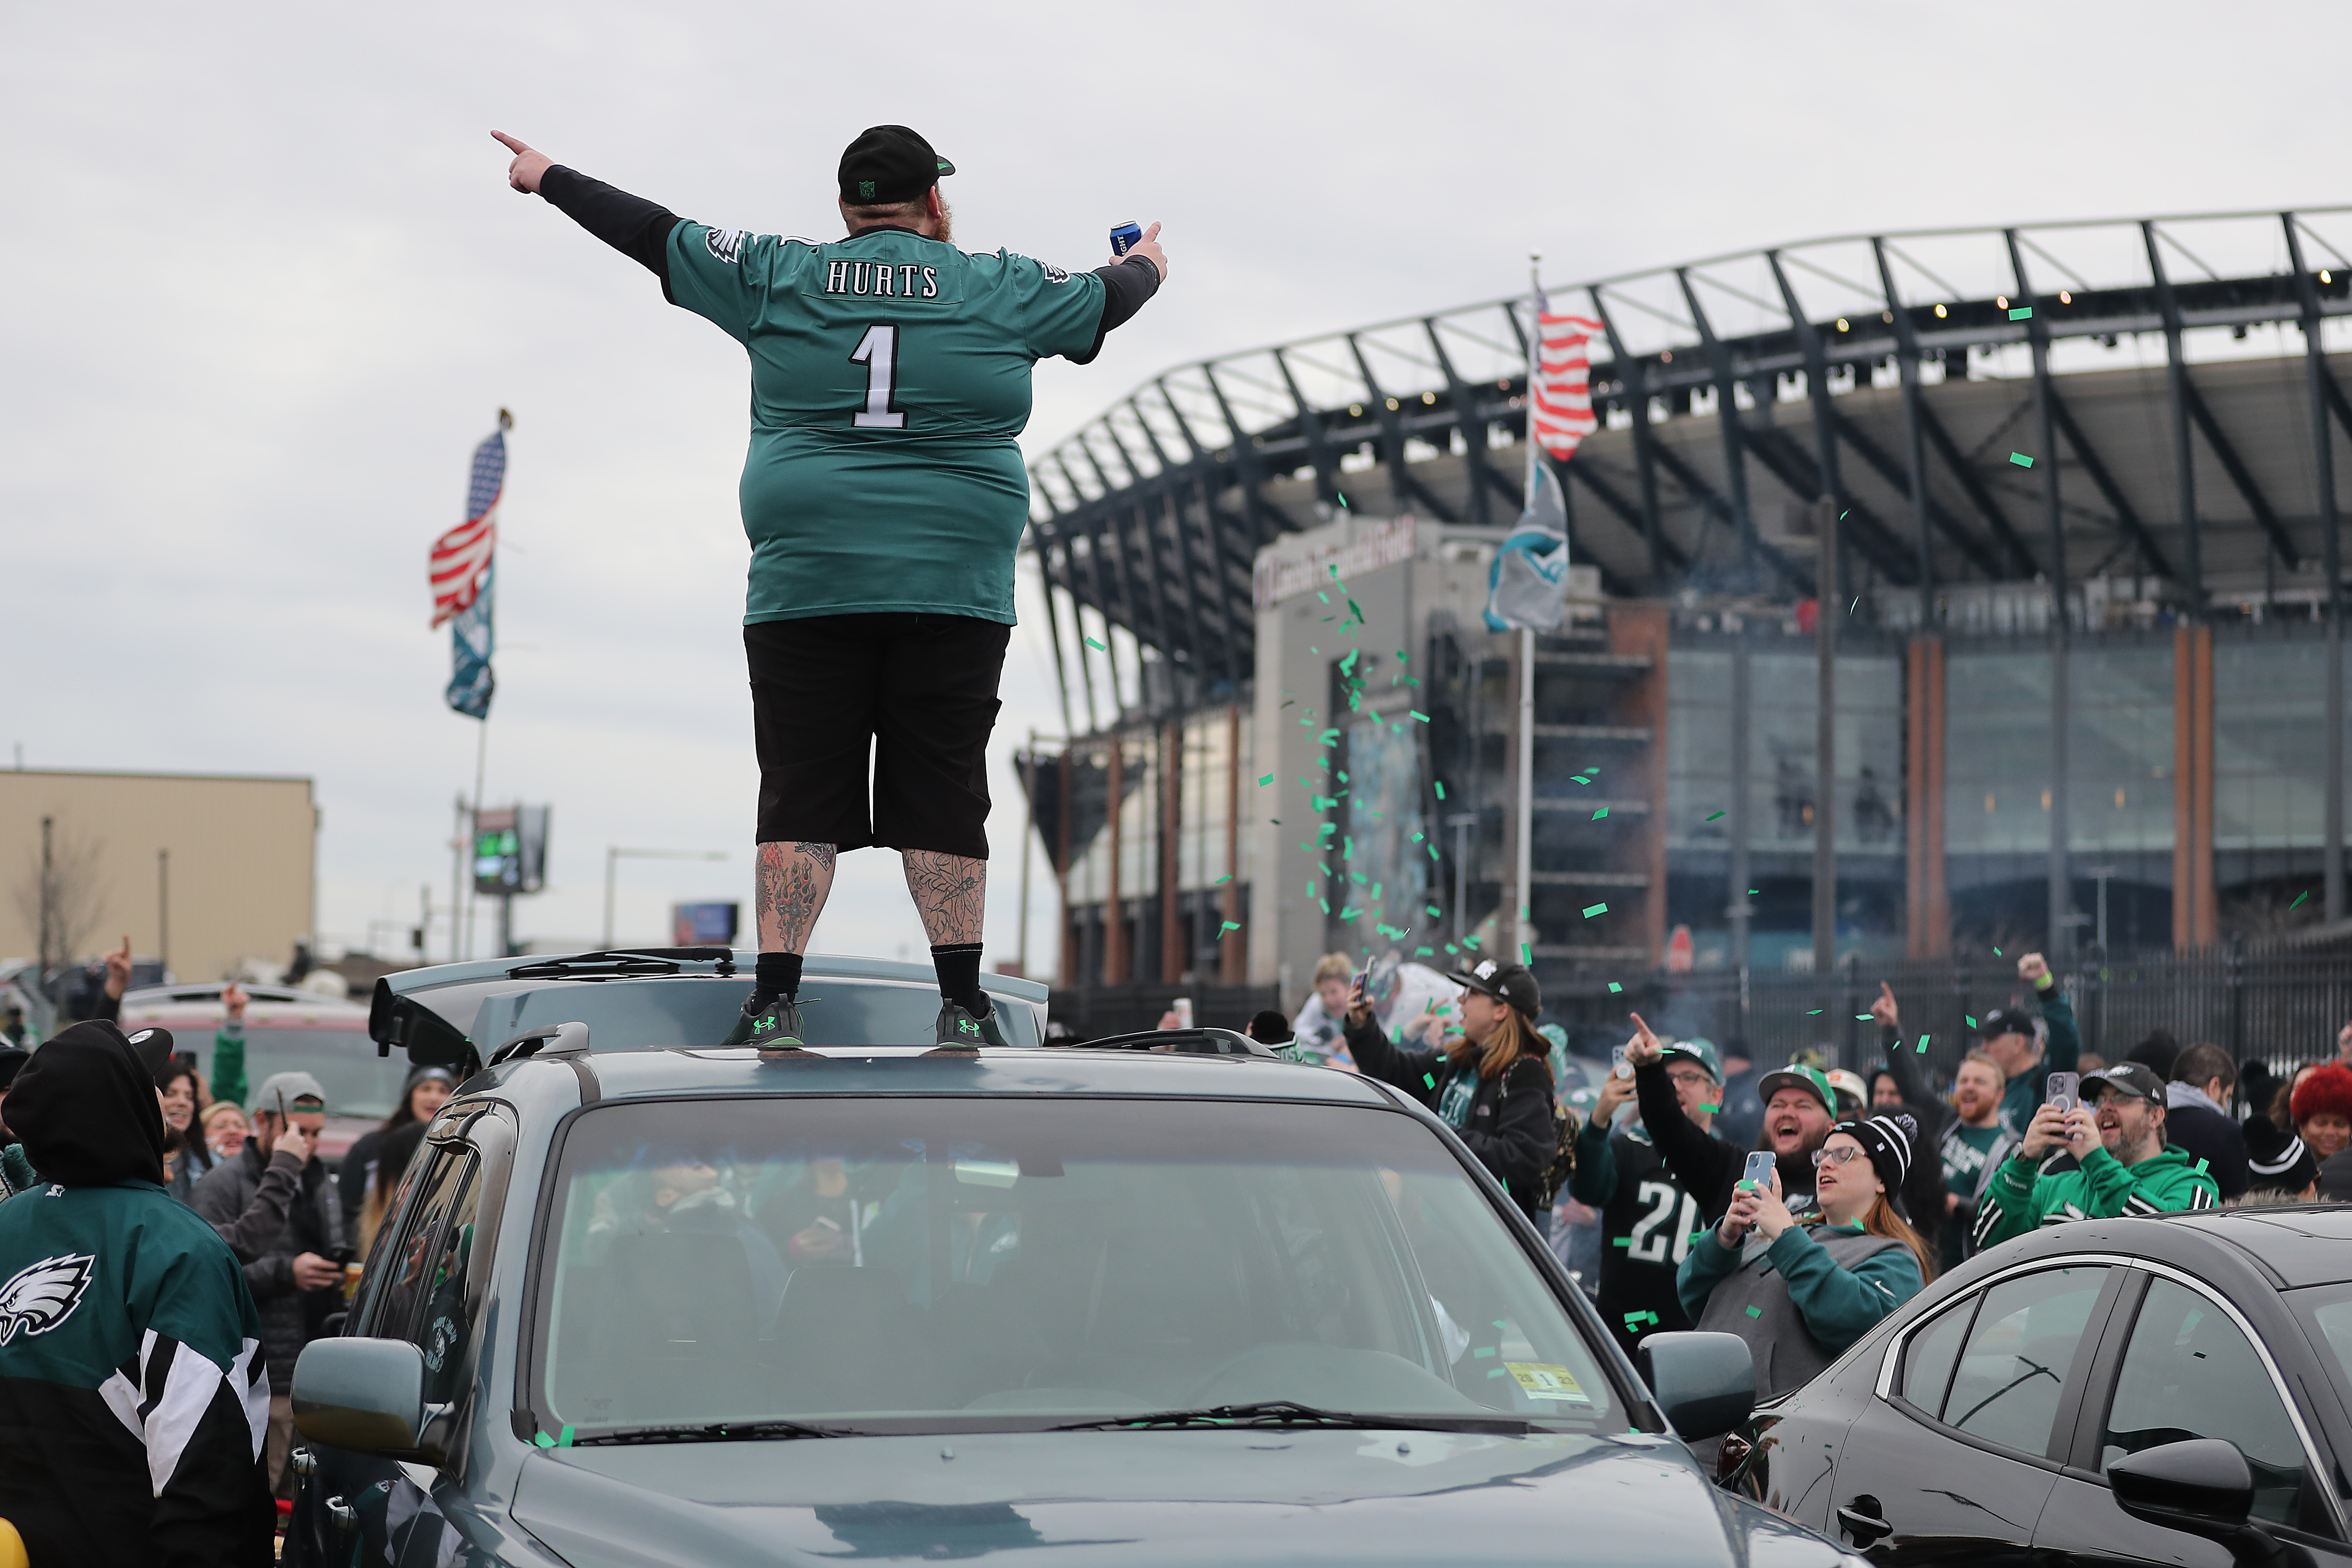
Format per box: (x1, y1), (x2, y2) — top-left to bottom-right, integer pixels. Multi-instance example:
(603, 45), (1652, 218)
(1677, 1221), (1924, 1361)
(1996, 981), (2081, 1140)
(1973, 1142), (2219, 1252)
(212, 1021), (248, 1113)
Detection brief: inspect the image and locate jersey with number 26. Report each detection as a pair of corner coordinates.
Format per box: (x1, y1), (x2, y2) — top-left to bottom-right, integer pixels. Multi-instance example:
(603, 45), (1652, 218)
(663, 221), (1107, 628)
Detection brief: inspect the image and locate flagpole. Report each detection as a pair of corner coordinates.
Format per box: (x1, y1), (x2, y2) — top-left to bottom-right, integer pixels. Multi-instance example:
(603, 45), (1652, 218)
(465, 717), (486, 961)
(1516, 254), (1542, 963)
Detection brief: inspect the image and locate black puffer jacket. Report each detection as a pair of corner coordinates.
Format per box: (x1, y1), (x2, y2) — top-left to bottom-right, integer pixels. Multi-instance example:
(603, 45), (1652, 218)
(1344, 1012), (1556, 1217)
(189, 1143), (344, 1394)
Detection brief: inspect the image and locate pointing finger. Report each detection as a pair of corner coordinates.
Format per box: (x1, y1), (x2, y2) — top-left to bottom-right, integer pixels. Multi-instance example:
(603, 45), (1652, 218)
(1142, 221), (1161, 243)
(491, 130), (529, 154)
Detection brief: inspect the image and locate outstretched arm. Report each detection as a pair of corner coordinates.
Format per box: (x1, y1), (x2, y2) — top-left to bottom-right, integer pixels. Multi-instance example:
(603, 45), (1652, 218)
(495, 131), (685, 283)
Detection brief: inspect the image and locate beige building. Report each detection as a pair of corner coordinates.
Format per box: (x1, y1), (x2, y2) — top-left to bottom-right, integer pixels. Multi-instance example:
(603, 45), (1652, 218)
(1, 769), (317, 983)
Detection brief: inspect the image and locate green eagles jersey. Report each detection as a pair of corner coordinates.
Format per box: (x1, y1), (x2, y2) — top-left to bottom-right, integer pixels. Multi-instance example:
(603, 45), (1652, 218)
(1973, 1142), (2220, 1253)
(0, 1180), (272, 1563)
(663, 222), (1107, 628)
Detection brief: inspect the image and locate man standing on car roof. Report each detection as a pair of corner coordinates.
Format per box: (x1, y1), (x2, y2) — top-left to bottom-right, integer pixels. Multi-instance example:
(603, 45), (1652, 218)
(1570, 1019), (1741, 1357)
(494, 125), (1168, 1050)
(0, 1020), (274, 1565)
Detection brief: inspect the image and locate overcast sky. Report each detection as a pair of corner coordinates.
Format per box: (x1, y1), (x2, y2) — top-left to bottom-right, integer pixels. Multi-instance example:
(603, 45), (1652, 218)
(8, 0), (2348, 977)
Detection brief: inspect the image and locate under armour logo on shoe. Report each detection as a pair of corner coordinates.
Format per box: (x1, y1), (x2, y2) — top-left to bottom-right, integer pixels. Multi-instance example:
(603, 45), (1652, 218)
(959, 1019), (981, 1037)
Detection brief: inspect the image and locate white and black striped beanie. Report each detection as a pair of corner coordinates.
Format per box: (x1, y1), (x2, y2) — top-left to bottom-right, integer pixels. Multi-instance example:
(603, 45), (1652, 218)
(1835, 1112), (1918, 1191)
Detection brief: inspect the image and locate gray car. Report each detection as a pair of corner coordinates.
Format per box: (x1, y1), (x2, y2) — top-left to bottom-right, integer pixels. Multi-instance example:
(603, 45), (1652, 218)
(286, 946), (1857, 1566)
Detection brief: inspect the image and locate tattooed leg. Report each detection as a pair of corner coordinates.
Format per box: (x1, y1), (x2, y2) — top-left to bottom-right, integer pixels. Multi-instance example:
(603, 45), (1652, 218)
(902, 851), (987, 946)
(756, 841), (836, 953)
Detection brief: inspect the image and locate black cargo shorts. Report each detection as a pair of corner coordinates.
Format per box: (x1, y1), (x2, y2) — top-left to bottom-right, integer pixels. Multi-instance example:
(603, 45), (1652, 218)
(743, 613), (1010, 859)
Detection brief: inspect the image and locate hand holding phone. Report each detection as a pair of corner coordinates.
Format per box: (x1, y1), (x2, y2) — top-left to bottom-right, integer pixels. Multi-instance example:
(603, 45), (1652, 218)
(2046, 1072), (2079, 1115)
(1610, 1044), (1633, 1081)
(1740, 1149), (1776, 1192)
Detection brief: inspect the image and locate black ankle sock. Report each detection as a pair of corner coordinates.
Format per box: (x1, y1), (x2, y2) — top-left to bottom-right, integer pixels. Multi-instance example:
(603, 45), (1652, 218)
(931, 943), (986, 1014)
(754, 951), (802, 1003)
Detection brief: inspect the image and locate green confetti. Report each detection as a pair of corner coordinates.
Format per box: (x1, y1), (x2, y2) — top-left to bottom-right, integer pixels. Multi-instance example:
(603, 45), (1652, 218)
(1214, 873), (1232, 884)
(558, 1425), (576, 1447)
(1746, 1305), (1764, 1319)
(1433, 781), (1447, 800)
(1522, 943), (1533, 963)
(1608, 982), (1623, 994)
(1748, 889), (1759, 896)
(1424, 1072), (1437, 1088)
(1917, 1034), (1931, 1053)
(2195, 1158), (2209, 1175)
(1347, 599), (1366, 621)
(2291, 891), (2310, 910)
(1410, 710), (1430, 723)
(1992, 947), (2002, 956)
(1336, 491), (1348, 509)
(1613, 1236), (1633, 1247)
(2009, 305), (2033, 320)
(1593, 807), (1608, 820)
(2009, 453), (2033, 468)
(1966, 1015), (1978, 1028)
(1705, 810), (1726, 821)
(1582, 902), (1608, 918)
(1701, 1104), (1719, 1113)
(1085, 636), (1106, 650)
(1487, 1367), (1509, 1378)
(1415, 946), (1434, 956)
(534, 1431), (557, 1449)
(1220, 921), (1242, 933)
(1855, 1014), (1872, 1021)
(1473, 1345), (1497, 1358)
(1806, 1009), (1823, 1016)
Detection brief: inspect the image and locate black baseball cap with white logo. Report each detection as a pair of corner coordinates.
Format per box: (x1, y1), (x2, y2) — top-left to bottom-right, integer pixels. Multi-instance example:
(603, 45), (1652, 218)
(2084, 1062), (2166, 1103)
(838, 125), (955, 205)
(1445, 957), (1540, 1019)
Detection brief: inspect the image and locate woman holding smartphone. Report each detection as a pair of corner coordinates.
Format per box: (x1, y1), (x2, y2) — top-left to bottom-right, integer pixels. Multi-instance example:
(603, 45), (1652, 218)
(1343, 957), (1558, 1231)
(1675, 1114), (1931, 1408)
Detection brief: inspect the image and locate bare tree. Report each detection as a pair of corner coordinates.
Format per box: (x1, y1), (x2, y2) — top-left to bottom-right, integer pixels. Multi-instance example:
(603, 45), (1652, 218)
(12, 816), (107, 976)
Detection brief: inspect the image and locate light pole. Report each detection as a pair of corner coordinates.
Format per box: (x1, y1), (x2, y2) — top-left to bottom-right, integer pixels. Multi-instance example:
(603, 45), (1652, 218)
(603, 848), (728, 948)
(1444, 812), (1479, 943)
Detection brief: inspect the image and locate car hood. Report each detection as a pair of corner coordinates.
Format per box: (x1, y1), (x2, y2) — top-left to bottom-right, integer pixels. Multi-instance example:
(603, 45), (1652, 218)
(508, 1428), (1847, 1567)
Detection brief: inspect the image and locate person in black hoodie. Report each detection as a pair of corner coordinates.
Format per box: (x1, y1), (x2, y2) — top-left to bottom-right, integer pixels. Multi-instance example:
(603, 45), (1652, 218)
(2164, 1042), (2250, 1202)
(0, 1020), (274, 1566)
(1867, 982), (1962, 1271)
(1344, 957), (1557, 1228)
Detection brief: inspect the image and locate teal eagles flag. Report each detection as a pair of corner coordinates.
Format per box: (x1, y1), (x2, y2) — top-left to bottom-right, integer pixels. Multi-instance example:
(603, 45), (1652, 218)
(1483, 459), (1572, 633)
(430, 418), (508, 720)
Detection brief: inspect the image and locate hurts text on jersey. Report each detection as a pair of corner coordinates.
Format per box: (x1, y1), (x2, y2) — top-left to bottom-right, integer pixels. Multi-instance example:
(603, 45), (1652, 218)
(825, 261), (939, 299)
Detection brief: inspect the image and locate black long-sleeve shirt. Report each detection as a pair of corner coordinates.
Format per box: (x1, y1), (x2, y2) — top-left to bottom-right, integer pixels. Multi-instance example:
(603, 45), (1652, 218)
(1344, 1013), (1555, 1218)
(536, 164), (1160, 360)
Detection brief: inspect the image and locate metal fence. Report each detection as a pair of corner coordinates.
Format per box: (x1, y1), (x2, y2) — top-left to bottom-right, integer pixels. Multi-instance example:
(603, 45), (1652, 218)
(1596, 942), (2352, 1091)
(1046, 982), (1283, 1042)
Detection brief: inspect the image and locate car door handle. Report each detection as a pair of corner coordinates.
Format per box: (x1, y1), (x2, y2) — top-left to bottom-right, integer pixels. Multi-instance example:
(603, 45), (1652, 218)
(1836, 1496), (1894, 1548)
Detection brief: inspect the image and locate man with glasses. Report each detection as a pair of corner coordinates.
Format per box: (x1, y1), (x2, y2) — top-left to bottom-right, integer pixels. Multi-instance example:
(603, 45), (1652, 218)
(1570, 1018), (1741, 1355)
(1973, 1062), (2219, 1251)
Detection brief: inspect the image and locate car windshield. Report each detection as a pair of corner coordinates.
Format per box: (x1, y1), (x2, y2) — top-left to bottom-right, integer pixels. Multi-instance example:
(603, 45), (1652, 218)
(531, 1096), (1624, 1438)
(465, 976), (1039, 1052)
(244, 1026), (409, 1120)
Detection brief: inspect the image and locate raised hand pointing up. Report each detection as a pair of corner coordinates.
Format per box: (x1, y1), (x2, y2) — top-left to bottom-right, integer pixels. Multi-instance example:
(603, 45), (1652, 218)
(492, 131), (552, 195)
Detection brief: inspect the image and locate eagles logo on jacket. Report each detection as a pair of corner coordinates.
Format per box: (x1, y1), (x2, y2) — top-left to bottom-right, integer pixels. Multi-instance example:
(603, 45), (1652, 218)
(0, 1020), (275, 1567)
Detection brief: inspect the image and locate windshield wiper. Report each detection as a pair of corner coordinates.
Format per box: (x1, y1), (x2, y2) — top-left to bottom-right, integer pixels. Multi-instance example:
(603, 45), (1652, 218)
(567, 1418), (852, 1445)
(1047, 1400), (1541, 1433)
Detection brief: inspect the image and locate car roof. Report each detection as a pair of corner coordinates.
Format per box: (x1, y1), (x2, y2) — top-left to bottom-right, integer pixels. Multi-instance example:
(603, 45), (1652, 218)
(487, 1043), (1401, 1107)
(119, 998), (370, 1028)
(2150, 1205), (2352, 1289)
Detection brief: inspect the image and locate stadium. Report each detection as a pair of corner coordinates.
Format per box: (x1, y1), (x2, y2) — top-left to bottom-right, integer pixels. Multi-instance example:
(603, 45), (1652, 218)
(1015, 207), (2352, 1049)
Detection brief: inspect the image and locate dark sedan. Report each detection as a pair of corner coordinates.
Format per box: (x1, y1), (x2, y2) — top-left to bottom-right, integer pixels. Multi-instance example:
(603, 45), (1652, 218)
(1720, 1206), (2352, 1566)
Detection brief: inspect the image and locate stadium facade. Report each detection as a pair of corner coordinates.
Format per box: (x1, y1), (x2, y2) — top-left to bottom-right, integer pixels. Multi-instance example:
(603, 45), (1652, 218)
(1016, 209), (2352, 1024)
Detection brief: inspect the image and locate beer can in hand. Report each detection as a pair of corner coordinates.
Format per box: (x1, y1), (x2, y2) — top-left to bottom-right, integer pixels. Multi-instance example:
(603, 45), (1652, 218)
(1110, 221), (1143, 257)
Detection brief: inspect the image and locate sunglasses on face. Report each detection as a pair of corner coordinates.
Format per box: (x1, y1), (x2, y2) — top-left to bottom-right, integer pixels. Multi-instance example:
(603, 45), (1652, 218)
(1811, 1144), (1866, 1168)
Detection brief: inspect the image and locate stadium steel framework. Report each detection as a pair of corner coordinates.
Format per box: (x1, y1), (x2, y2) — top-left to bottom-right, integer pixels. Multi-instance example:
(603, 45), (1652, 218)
(1024, 208), (2352, 939)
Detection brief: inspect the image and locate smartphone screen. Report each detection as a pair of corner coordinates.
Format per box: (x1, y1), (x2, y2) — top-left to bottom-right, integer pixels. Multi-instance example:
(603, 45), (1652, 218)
(2046, 1072), (2079, 1115)
(1742, 1150), (1776, 1190)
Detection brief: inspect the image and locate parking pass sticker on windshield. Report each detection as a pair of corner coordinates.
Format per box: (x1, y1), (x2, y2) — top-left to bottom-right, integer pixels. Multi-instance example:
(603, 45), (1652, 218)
(1504, 1363), (1590, 1403)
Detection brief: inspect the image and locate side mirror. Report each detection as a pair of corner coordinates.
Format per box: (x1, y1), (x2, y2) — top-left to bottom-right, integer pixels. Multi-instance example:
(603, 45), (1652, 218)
(1639, 1330), (1756, 1440)
(2108, 1439), (2280, 1565)
(292, 1338), (425, 1455)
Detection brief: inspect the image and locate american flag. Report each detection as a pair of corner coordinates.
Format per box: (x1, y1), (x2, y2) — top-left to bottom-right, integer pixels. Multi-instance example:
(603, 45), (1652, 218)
(429, 425), (506, 628)
(1528, 290), (1603, 462)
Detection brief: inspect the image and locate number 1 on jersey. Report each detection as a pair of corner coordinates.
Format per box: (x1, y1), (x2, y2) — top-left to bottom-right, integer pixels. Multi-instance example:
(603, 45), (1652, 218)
(849, 324), (906, 429)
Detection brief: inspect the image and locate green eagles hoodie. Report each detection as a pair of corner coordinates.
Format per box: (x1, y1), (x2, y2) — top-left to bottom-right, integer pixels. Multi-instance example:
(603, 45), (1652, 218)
(0, 1020), (274, 1567)
(1972, 1141), (2219, 1252)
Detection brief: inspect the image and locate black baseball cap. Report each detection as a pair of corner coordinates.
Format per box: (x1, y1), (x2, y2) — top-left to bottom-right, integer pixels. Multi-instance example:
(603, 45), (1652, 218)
(2085, 1062), (2166, 1103)
(1446, 956), (1540, 1019)
(1977, 1007), (2037, 1044)
(838, 125), (955, 205)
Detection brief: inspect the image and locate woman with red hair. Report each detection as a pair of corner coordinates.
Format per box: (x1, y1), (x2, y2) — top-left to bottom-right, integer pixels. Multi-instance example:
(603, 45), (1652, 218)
(2289, 1062), (2352, 1163)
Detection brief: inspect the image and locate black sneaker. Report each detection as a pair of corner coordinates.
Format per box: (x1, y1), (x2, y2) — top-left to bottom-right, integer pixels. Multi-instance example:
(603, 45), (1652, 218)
(929, 999), (1008, 1052)
(721, 993), (806, 1049)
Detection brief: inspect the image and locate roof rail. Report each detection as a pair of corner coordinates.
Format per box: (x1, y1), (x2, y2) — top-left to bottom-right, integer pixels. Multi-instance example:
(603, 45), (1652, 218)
(1065, 1026), (1277, 1058)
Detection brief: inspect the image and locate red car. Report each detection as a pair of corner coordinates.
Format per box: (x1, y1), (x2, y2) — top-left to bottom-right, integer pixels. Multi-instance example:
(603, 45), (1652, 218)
(117, 983), (405, 1170)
